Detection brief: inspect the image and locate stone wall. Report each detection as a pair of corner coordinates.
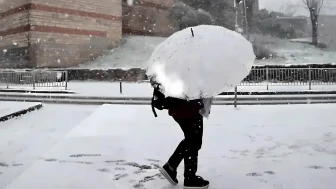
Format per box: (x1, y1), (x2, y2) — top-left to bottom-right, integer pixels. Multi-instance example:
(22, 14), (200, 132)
(122, 0), (177, 37)
(0, 0), (122, 68)
(0, 0), (30, 68)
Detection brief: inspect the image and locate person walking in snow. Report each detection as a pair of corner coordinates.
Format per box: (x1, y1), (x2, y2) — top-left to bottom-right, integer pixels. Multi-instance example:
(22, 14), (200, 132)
(159, 97), (213, 189)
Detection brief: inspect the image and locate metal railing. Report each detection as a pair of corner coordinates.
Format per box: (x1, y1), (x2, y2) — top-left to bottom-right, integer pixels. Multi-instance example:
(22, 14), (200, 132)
(240, 67), (336, 89)
(140, 67), (336, 94)
(0, 70), (68, 90)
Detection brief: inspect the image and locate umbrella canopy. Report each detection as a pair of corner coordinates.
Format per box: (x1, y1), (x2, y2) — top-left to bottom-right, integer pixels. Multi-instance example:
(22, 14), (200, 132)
(146, 25), (255, 100)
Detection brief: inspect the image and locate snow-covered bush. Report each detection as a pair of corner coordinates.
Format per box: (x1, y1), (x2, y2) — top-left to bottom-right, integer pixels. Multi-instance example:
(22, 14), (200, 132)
(249, 34), (278, 60)
(252, 43), (277, 60)
(168, 2), (214, 30)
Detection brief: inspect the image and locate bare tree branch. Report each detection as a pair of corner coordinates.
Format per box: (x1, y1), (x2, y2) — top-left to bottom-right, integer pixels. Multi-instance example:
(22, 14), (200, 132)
(280, 3), (300, 16)
(302, 0), (324, 14)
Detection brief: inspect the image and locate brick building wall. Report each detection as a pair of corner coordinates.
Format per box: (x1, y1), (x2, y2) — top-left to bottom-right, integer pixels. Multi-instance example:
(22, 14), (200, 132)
(0, 0), (30, 68)
(0, 0), (122, 68)
(122, 0), (177, 37)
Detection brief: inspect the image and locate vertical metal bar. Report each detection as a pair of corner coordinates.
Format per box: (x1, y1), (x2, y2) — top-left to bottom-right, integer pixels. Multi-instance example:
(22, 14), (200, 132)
(7, 72), (9, 89)
(32, 71), (36, 90)
(243, 0), (248, 37)
(120, 81), (122, 94)
(234, 86), (238, 108)
(281, 68), (283, 85)
(308, 66), (312, 90)
(266, 67), (269, 90)
(65, 71), (68, 90)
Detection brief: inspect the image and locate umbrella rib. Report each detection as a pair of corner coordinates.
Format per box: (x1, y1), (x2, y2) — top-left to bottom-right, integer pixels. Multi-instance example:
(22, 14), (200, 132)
(167, 50), (178, 60)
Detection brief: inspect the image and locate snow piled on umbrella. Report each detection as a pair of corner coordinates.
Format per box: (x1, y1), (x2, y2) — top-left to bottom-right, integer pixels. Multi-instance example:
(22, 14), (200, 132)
(146, 25), (255, 100)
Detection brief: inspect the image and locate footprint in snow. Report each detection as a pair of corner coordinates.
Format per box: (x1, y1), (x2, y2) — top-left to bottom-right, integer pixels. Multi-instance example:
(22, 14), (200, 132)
(264, 171), (275, 175)
(115, 167), (126, 171)
(246, 172), (263, 177)
(145, 158), (161, 163)
(114, 174), (128, 180)
(70, 154), (101, 158)
(308, 165), (324, 169)
(105, 160), (126, 163)
(97, 168), (111, 173)
(44, 158), (58, 162)
(12, 163), (24, 167)
(0, 162), (9, 167)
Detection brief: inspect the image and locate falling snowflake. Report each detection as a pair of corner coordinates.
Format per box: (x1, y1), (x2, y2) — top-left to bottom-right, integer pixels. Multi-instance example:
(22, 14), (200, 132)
(127, 0), (134, 6)
(3, 49), (7, 53)
(57, 59), (61, 63)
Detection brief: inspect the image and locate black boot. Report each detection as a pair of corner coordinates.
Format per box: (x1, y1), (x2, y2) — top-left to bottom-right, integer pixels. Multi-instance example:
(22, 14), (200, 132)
(184, 176), (209, 189)
(159, 163), (178, 185)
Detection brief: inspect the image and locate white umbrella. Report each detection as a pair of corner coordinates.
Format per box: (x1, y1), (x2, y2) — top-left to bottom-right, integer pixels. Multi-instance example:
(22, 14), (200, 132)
(146, 25), (255, 100)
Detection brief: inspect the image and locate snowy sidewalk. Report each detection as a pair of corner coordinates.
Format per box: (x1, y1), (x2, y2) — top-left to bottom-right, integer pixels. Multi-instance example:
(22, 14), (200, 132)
(0, 104), (97, 189)
(0, 102), (42, 122)
(2, 82), (336, 97)
(66, 82), (336, 97)
(4, 104), (336, 189)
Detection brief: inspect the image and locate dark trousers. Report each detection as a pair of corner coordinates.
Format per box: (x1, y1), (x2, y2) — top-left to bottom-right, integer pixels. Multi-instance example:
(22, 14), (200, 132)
(167, 117), (203, 179)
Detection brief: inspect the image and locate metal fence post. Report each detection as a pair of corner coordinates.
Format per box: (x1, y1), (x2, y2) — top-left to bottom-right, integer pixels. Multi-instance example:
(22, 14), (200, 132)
(65, 71), (68, 90)
(6, 72), (9, 89)
(234, 86), (238, 108)
(266, 67), (269, 90)
(32, 71), (36, 90)
(120, 81), (122, 94)
(308, 66), (312, 90)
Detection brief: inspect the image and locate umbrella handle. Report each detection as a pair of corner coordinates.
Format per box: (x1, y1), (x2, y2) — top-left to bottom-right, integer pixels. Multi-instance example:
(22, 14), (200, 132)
(191, 28), (194, 37)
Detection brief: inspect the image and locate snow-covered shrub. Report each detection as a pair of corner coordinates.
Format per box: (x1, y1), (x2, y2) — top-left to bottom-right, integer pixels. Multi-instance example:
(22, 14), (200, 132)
(168, 2), (214, 30)
(249, 34), (277, 60)
(252, 43), (277, 60)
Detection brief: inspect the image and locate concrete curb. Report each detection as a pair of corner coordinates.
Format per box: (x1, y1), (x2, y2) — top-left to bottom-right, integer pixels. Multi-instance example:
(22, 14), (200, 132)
(1, 96), (336, 106)
(1, 93), (336, 100)
(0, 103), (43, 122)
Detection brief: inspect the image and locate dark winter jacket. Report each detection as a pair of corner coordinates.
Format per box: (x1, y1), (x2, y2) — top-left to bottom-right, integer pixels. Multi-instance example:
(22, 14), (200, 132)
(168, 99), (204, 118)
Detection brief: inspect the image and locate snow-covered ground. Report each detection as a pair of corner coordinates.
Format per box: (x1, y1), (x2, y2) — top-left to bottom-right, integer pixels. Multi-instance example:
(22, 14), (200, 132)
(0, 102), (42, 119)
(255, 40), (336, 66)
(2, 104), (336, 189)
(0, 104), (97, 189)
(250, 34), (336, 66)
(75, 35), (336, 69)
(77, 35), (165, 70)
